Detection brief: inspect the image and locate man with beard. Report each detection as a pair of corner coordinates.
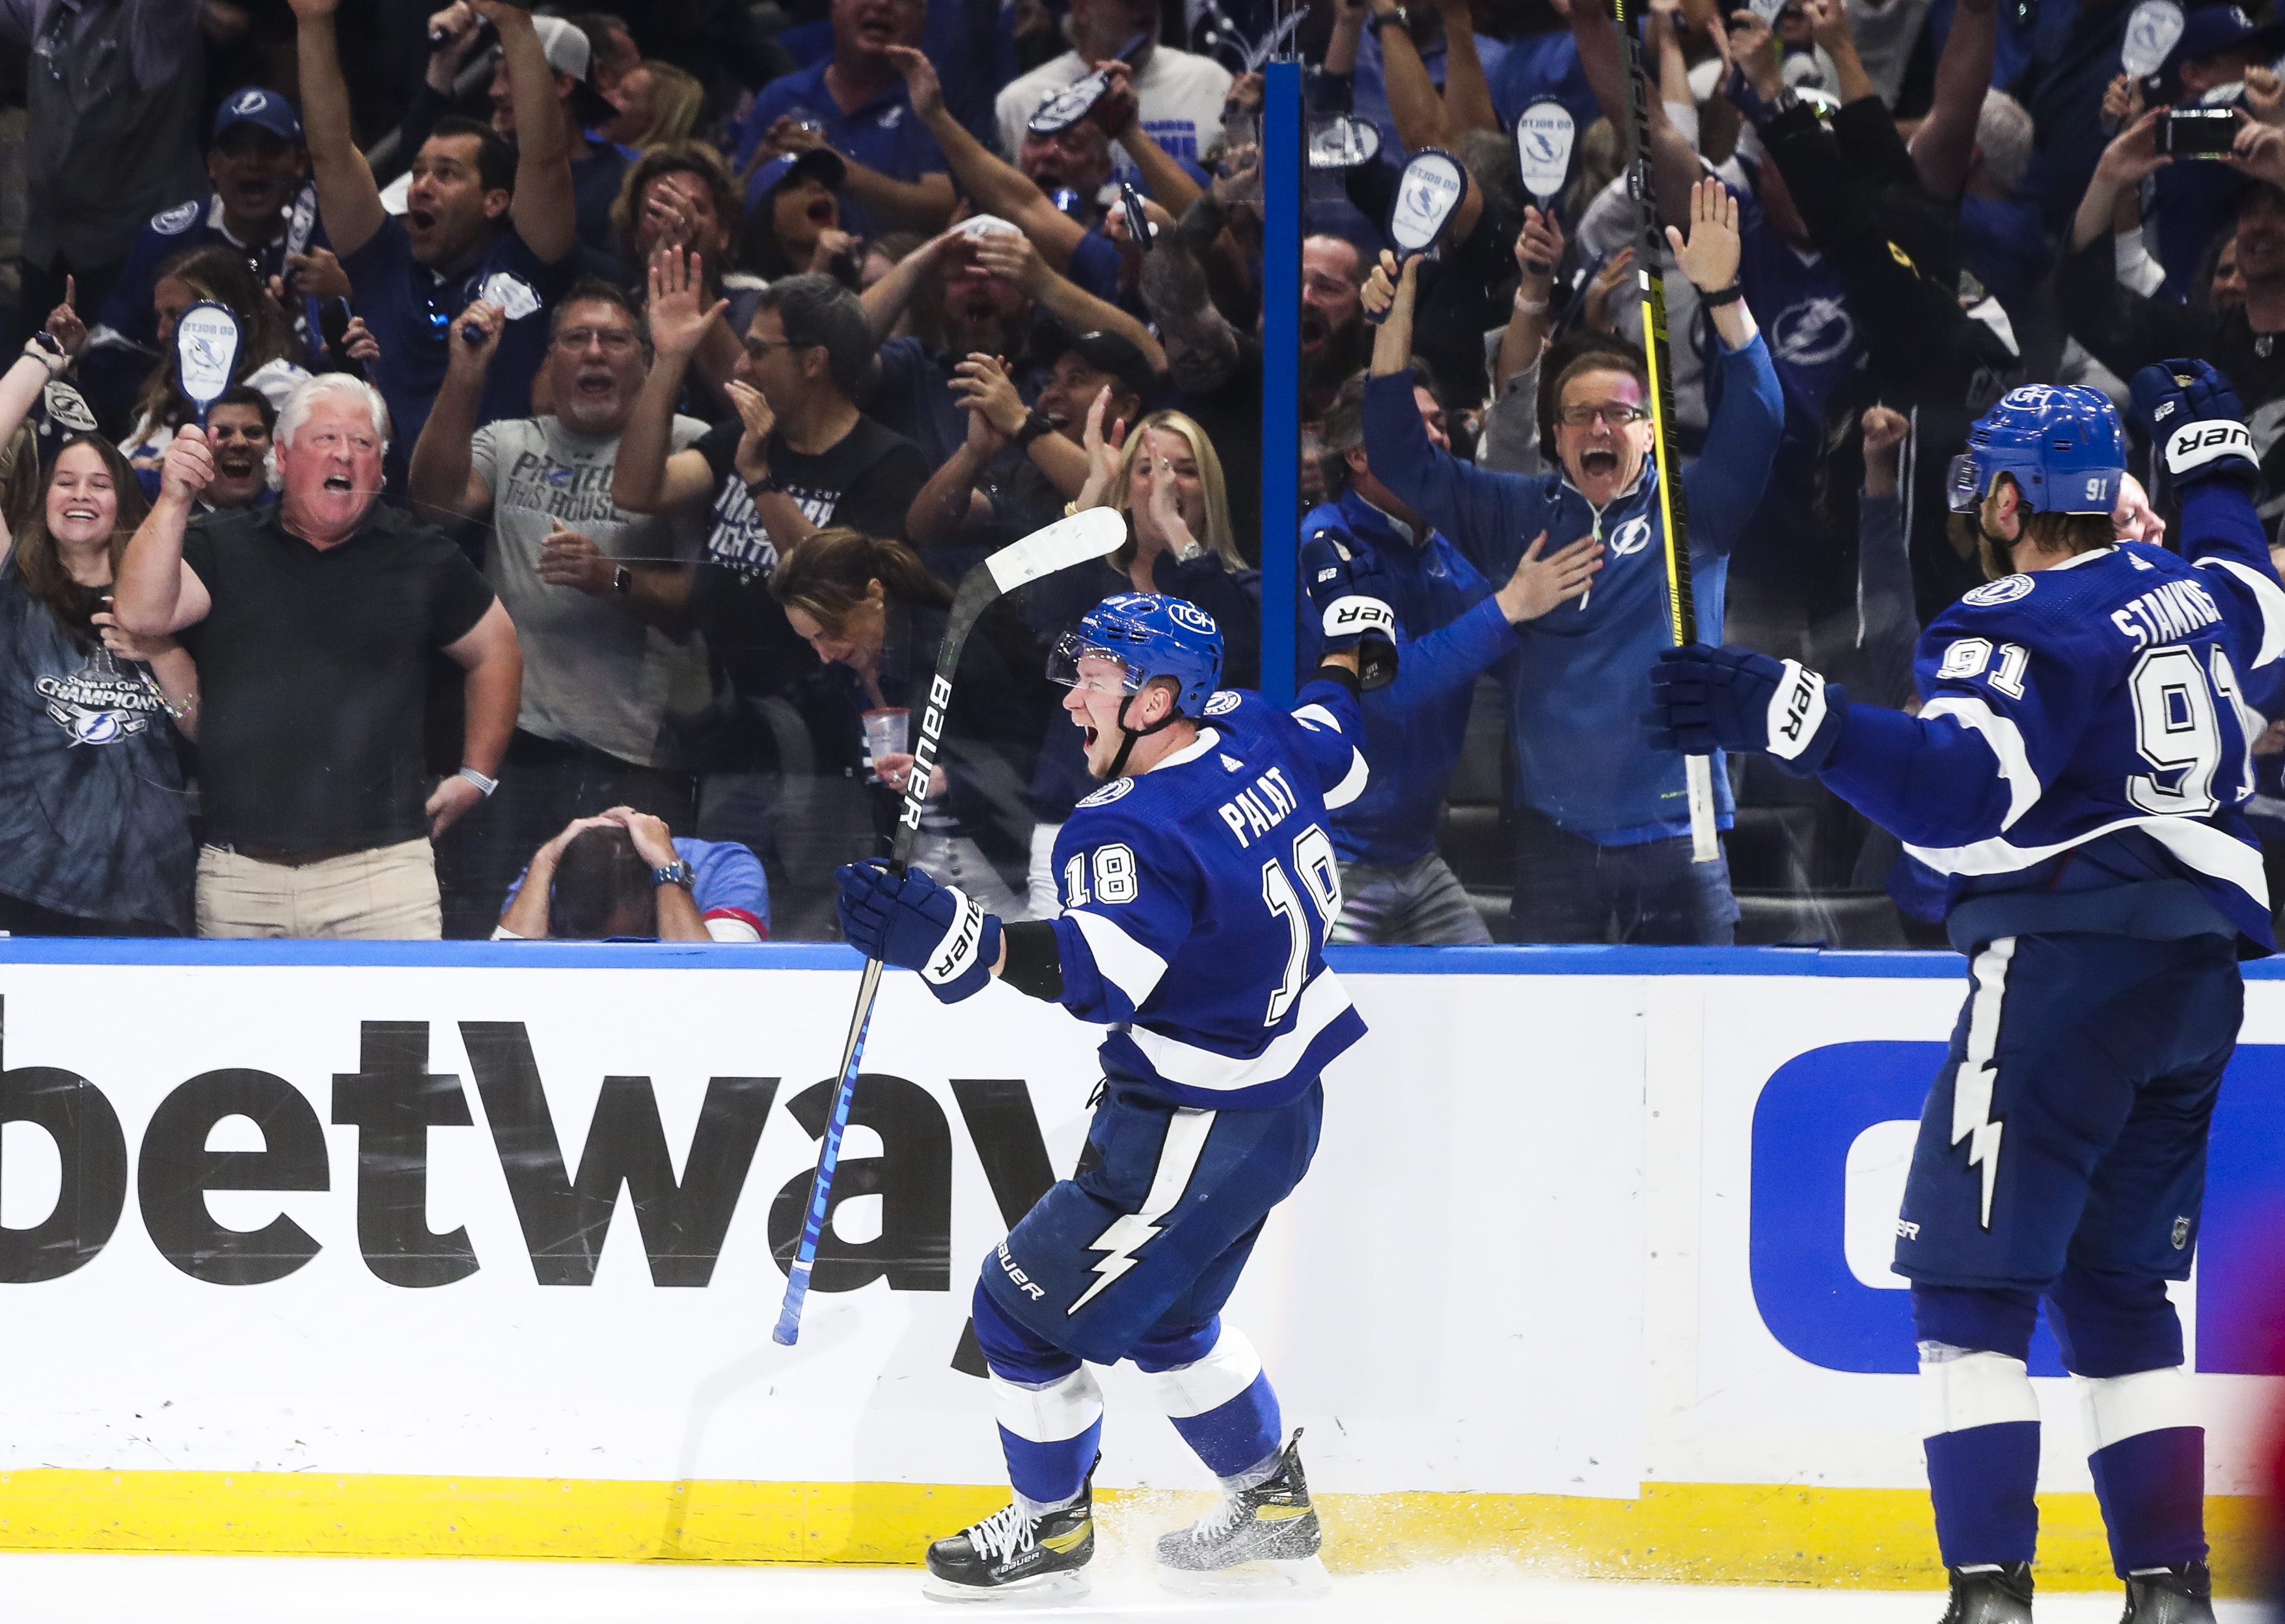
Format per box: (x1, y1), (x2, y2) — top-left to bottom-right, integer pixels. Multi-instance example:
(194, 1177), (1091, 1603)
(290, 0), (577, 493)
(408, 278), (712, 938)
(195, 389), (277, 514)
(81, 89), (326, 436)
(994, 0), (1230, 175)
(860, 221), (1162, 470)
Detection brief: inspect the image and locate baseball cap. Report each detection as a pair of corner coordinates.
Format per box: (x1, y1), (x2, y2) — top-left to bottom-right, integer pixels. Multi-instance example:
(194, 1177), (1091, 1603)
(2165, 3), (2285, 71)
(744, 147), (849, 211)
(531, 15), (619, 126)
(213, 87), (304, 146)
(1059, 328), (1157, 405)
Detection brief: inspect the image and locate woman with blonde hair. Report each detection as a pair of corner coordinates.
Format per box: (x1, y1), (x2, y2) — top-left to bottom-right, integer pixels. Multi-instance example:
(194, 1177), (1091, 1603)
(770, 527), (1052, 928)
(1015, 398), (1262, 912)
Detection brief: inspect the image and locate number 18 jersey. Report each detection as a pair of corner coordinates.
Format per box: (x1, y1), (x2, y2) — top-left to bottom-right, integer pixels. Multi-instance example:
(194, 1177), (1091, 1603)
(1044, 678), (1373, 1110)
(1856, 487), (2285, 952)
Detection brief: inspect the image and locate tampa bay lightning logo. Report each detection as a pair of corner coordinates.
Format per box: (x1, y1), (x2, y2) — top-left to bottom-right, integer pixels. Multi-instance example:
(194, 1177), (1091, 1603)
(1077, 777), (1134, 807)
(1770, 297), (1857, 370)
(1167, 601), (1217, 635)
(152, 200), (200, 236)
(1203, 689), (1241, 716)
(1609, 517), (1652, 556)
(1963, 575), (2035, 607)
(543, 465), (576, 489)
(231, 88), (271, 116)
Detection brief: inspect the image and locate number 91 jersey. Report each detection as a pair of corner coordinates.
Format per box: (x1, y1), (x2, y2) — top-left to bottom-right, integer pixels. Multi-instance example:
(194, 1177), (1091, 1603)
(1902, 535), (2277, 949)
(1045, 680), (1373, 1111)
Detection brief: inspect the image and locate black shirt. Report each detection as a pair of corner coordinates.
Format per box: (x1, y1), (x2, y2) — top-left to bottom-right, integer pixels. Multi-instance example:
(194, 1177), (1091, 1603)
(180, 502), (497, 852)
(691, 411), (931, 545)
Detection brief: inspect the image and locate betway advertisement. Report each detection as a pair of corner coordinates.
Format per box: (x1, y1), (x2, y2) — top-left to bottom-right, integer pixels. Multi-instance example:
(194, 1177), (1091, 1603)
(0, 945), (2275, 1504)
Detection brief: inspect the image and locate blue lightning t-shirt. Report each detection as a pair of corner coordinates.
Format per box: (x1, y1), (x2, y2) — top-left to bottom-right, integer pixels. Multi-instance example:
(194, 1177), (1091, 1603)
(1044, 680), (1371, 1110)
(1820, 482), (2285, 953)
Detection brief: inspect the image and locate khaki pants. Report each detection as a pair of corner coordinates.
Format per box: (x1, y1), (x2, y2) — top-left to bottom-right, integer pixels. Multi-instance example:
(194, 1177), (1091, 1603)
(196, 839), (443, 940)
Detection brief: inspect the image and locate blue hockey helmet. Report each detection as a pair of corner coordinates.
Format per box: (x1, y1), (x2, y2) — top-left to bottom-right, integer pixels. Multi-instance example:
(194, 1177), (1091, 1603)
(1048, 591), (1223, 720)
(1946, 385), (2126, 517)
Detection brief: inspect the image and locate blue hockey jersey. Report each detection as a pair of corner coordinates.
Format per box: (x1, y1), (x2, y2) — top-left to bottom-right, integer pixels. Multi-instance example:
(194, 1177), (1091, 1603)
(1044, 679), (1371, 1111)
(1819, 483), (2285, 953)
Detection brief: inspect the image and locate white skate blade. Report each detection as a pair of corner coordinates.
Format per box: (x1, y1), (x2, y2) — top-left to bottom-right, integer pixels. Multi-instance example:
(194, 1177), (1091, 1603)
(1158, 1554), (1332, 1600)
(922, 1567), (1090, 1606)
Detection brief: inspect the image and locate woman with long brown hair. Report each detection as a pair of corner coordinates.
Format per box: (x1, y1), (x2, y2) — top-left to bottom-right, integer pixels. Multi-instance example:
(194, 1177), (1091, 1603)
(0, 332), (198, 934)
(771, 527), (1052, 923)
(118, 243), (309, 493)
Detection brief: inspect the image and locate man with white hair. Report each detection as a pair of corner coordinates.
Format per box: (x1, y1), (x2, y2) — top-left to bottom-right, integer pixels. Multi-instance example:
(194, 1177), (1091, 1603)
(116, 373), (524, 939)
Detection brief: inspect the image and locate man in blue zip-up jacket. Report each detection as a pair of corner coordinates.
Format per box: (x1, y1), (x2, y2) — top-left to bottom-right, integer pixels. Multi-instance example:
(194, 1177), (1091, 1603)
(1361, 179), (1784, 944)
(1301, 364), (1604, 943)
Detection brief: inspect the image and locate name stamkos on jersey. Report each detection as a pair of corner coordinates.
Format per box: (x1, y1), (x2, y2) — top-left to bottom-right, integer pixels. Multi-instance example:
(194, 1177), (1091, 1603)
(2111, 576), (2224, 648)
(1218, 764), (1301, 848)
(1076, 778), (1134, 808)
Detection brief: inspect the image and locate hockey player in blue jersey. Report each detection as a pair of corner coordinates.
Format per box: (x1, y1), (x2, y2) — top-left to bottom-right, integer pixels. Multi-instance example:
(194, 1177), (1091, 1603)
(834, 584), (1386, 1603)
(1647, 366), (2280, 1624)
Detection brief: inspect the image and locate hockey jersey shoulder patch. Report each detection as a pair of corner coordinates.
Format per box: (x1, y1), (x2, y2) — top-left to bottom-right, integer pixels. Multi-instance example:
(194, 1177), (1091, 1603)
(1963, 574), (2034, 608)
(152, 200), (201, 236)
(1203, 690), (1242, 717)
(1076, 777), (1135, 809)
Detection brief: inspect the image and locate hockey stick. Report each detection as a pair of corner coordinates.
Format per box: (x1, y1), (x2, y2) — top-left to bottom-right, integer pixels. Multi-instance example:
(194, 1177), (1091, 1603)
(773, 506), (1127, 1346)
(1612, 0), (1719, 864)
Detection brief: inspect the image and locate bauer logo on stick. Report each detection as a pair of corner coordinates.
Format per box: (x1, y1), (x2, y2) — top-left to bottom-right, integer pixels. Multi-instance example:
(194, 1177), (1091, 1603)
(174, 302), (242, 431)
(1512, 101), (1575, 202)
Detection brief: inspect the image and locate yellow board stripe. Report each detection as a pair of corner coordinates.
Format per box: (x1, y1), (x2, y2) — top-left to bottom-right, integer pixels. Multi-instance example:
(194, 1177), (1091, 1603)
(0, 1472), (2258, 1596)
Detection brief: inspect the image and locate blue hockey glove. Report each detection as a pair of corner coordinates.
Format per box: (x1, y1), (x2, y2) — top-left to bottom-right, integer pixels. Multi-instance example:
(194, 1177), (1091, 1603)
(2131, 359), (2259, 493)
(1300, 528), (1399, 689)
(1646, 643), (1847, 774)
(834, 859), (1001, 1003)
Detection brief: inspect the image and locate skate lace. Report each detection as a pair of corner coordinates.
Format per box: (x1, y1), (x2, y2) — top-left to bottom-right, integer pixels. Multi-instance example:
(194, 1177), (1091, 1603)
(966, 1503), (1038, 1565)
(1188, 1493), (1248, 1541)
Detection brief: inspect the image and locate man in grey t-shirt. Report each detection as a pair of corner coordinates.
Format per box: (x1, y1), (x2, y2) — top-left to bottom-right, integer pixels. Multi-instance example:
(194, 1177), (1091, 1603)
(409, 275), (713, 935)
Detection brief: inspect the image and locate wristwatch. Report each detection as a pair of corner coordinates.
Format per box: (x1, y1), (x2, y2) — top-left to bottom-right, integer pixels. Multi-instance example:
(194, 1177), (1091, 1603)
(1364, 5), (1410, 34)
(612, 564), (633, 595)
(457, 765), (499, 797)
(746, 472), (784, 497)
(652, 859), (695, 889)
(1013, 409), (1055, 448)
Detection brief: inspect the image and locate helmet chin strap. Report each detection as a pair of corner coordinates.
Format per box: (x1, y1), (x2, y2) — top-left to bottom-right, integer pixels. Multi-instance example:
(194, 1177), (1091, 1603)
(1102, 692), (1183, 779)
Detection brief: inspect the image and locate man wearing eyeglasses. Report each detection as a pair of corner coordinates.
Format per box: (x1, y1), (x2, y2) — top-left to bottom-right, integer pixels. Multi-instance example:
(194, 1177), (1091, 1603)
(1361, 180), (1784, 946)
(408, 277), (711, 938)
(290, 0), (577, 493)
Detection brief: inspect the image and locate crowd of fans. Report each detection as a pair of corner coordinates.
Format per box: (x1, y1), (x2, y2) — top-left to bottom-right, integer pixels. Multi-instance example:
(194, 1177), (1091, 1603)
(0, 0), (2279, 945)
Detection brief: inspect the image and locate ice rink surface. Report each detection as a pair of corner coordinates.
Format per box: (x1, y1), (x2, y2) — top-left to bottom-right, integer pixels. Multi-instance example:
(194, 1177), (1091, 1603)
(0, 1551), (2267, 1624)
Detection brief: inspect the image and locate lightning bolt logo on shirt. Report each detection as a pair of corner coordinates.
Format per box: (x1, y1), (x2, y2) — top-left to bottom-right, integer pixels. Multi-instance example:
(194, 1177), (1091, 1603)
(1950, 938), (2016, 1231)
(1067, 1108), (1218, 1316)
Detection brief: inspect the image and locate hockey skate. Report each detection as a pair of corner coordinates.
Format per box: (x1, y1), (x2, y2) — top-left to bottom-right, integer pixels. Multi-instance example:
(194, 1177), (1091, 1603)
(2119, 1561), (2217, 1623)
(921, 1474), (1094, 1604)
(1937, 1562), (2034, 1623)
(1155, 1429), (1332, 1598)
